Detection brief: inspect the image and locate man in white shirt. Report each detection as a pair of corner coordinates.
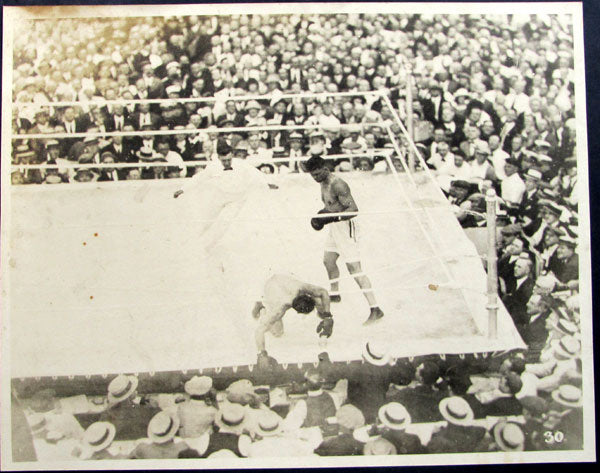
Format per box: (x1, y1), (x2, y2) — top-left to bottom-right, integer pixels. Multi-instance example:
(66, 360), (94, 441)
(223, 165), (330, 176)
(501, 158), (526, 207)
(489, 134), (509, 181)
(436, 153), (472, 193)
(156, 141), (185, 178)
(427, 140), (453, 170)
(318, 101), (342, 131)
(470, 140), (497, 182)
(286, 132), (305, 172)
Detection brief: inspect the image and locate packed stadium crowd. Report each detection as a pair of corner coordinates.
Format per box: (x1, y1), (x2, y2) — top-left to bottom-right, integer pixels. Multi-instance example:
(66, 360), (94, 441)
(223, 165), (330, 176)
(11, 12), (584, 459)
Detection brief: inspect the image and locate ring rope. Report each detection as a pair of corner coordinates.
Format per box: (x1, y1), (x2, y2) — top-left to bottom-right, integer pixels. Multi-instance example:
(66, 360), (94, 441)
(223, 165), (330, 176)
(10, 150), (395, 171)
(380, 125), (458, 287)
(12, 90), (384, 109)
(12, 121), (391, 140)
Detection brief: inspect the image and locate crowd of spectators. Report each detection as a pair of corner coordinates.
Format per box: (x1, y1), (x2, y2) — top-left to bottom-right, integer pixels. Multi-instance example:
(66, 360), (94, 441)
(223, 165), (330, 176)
(18, 325), (583, 461)
(11, 11), (584, 459)
(11, 13), (575, 185)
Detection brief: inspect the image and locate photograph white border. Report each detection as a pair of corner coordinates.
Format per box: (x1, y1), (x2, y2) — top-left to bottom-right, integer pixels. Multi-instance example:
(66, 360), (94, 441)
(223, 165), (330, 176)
(1, 2), (595, 470)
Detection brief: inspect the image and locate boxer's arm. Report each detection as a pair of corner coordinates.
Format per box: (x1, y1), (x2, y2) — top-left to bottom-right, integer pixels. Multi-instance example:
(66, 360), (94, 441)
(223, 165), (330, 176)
(332, 179), (358, 221)
(254, 307), (286, 354)
(300, 284), (331, 316)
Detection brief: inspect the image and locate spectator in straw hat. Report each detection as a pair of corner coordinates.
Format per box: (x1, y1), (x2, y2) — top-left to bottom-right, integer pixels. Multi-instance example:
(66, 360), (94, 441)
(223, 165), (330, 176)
(478, 371), (524, 417)
(178, 376), (217, 439)
(27, 413), (49, 439)
(490, 420), (525, 452)
(130, 411), (188, 459)
(547, 385), (583, 449)
(518, 396), (550, 451)
(377, 402), (426, 454)
(387, 360), (446, 424)
(203, 403), (250, 457)
(99, 374), (160, 441)
(549, 235), (578, 284)
(347, 341), (394, 424)
(226, 379), (261, 407)
(522, 293), (556, 361)
(245, 408), (317, 458)
(427, 396), (487, 453)
(314, 404), (365, 456)
(82, 421), (121, 460)
(301, 367), (337, 428)
(363, 437), (397, 455)
(518, 168), (543, 223)
(529, 335), (581, 393)
(97, 152), (120, 182)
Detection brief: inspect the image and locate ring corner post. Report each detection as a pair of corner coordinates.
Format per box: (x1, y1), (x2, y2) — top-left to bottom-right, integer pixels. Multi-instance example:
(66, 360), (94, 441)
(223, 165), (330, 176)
(485, 188), (498, 339)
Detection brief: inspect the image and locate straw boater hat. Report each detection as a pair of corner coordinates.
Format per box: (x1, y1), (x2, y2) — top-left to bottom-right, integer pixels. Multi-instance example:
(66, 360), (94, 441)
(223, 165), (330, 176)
(474, 140), (490, 155)
(378, 402), (411, 431)
(492, 421), (525, 452)
(288, 131), (303, 141)
(551, 318), (579, 337)
(45, 174), (63, 184)
(254, 410), (283, 437)
(245, 100), (261, 111)
(184, 376), (213, 397)
(83, 421), (117, 452)
(147, 411), (180, 444)
(525, 168), (543, 181)
(363, 437), (397, 455)
(137, 146), (158, 161)
(215, 403), (248, 434)
(551, 385), (583, 408)
(107, 374), (139, 404)
(439, 396), (475, 426)
(362, 340), (392, 366)
(28, 413), (47, 435)
(335, 404), (366, 431)
(226, 379), (257, 405)
(550, 335), (581, 359)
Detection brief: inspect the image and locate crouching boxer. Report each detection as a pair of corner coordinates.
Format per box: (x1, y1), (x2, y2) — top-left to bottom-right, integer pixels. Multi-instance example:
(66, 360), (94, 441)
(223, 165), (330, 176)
(253, 274), (334, 370)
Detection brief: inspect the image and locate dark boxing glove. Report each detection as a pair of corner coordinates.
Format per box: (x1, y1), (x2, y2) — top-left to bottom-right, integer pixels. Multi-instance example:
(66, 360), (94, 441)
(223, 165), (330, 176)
(257, 350), (278, 370)
(311, 209), (339, 231)
(316, 312), (334, 338)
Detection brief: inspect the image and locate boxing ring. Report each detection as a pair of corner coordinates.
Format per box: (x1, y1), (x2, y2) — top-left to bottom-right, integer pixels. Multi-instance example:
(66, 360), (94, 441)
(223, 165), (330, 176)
(6, 91), (525, 380)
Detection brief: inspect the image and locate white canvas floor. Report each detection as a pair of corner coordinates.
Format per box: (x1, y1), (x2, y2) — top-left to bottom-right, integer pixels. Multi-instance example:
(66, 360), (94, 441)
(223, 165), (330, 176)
(7, 172), (524, 378)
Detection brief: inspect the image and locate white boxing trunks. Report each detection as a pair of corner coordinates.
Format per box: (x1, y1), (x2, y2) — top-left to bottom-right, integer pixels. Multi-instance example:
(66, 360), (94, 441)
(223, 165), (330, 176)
(324, 218), (361, 262)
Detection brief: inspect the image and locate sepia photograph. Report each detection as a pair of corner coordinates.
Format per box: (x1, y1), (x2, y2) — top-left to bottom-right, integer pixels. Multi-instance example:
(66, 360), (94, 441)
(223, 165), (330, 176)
(0, 2), (595, 470)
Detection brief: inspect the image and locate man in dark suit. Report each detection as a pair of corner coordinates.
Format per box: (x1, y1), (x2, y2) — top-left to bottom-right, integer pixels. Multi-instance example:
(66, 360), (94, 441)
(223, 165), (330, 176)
(104, 104), (133, 132)
(76, 107), (95, 133)
(131, 102), (162, 131)
(518, 169), (542, 224)
(216, 99), (246, 128)
(141, 62), (166, 101)
(549, 236), (579, 284)
(386, 361), (446, 423)
(501, 253), (536, 336)
(377, 402), (427, 454)
(314, 404), (365, 456)
(427, 397), (488, 453)
(97, 152), (121, 182)
(479, 372), (524, 417)
(498, 237), (525, 290)
(101, 133), (136, 179)
(420, 85), (445, 126)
